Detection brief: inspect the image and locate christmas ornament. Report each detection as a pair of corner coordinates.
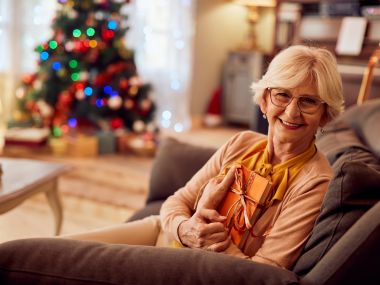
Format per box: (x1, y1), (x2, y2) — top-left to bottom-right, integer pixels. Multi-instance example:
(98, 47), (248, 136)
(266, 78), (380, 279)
(133, 120), (145, 133)
(108, 95), (122, 110)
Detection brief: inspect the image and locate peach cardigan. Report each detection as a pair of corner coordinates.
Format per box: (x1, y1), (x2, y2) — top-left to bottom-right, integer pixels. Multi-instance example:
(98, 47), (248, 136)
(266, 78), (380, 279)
(160, 131), (332, 269)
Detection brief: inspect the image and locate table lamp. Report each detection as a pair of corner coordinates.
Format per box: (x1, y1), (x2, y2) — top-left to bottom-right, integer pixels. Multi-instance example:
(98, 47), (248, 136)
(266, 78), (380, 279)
(234, 0), (276, 50)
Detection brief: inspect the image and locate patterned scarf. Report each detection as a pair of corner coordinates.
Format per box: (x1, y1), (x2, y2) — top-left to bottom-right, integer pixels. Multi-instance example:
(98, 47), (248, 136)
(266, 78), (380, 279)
(222, 139), (317, 204)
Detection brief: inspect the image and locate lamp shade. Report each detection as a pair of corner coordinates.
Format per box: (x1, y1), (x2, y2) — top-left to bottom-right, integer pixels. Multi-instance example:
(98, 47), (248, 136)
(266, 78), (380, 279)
(234, 0), (276, 7)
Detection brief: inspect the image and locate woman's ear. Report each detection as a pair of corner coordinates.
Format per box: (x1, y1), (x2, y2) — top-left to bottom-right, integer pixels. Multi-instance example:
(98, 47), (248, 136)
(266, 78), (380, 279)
(319, 108), (329, 128)
(259, 90), (269, 115)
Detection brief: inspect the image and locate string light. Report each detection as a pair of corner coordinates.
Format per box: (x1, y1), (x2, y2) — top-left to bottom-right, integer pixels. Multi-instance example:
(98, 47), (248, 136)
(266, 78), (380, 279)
(89, 39), (97, 48)
(40, 51), (49, 61)
(61, 124), (69, 134)
(71, 72), (79, 81)
(69, 59), (78, 68)
(84, 86), (93, 96)
(72, 29), (81, 37)
(162, 110), (172, 120)
(86, 27), (95, 37)
(107, 20), (118, 30)
(103, 85), (112, 94)
(95, 99), (103, 107)
(103, 30), (115, 39)
(49, 40), (58, 49)
(68, 118), (77, 127)
(76, 82), (85, 90)
(52, 126), (62, 137)
(36, 45), (44, 53)
(52, 61), (61, 70)
(174, 123), (184, 132)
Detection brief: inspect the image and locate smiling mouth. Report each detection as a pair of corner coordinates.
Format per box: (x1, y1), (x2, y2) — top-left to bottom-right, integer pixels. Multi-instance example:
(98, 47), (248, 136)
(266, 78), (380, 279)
(279, 118), (304, 129)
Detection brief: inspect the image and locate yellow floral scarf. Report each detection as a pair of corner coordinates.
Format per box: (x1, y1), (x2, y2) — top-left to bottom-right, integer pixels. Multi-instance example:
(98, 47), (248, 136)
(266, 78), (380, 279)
(222, 139), (317, 204)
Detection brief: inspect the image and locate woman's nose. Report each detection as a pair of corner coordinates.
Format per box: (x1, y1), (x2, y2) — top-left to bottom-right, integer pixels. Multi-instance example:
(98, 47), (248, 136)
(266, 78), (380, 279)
(285, 98), (301, 117)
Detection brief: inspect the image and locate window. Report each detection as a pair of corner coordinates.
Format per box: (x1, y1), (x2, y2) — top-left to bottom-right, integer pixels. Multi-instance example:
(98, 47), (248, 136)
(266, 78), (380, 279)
(1, 0), (195, 132)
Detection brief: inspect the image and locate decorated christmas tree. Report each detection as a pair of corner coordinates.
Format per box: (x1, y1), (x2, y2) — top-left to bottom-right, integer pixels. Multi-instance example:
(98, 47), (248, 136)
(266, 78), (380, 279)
(15, 0), (156, 138)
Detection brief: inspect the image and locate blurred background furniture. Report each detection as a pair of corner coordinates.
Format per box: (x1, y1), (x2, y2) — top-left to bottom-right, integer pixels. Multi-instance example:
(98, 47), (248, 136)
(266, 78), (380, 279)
(0, 158), (69, 235)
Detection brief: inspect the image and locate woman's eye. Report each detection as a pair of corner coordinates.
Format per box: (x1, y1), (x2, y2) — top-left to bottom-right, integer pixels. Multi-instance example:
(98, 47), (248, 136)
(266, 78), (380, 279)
(301, 97), (318, 105)
(276, 92), (290, 99)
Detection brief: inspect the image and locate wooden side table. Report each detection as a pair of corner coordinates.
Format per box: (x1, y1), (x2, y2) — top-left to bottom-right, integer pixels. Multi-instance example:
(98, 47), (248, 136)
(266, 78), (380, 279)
(0, 158), (70, 235)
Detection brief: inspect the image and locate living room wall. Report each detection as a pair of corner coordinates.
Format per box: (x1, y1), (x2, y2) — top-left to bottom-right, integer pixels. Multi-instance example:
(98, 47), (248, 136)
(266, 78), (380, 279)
(190, 0), (275, 125)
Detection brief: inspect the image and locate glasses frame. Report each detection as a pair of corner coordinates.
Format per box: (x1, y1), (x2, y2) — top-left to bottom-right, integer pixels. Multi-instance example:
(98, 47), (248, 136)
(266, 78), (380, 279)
(267, 87), (326, 115)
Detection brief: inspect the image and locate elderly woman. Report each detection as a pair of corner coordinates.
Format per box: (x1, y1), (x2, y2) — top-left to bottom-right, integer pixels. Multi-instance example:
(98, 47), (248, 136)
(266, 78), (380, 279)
(65, 45), (344, 270)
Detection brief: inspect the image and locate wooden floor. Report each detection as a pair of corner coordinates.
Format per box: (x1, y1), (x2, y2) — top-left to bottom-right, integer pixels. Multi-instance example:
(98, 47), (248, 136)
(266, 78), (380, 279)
(0, 126), (243, 243)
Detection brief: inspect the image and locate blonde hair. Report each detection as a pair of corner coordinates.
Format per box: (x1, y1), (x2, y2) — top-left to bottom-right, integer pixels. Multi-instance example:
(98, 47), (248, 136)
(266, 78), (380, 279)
(252, 45), (344, 121)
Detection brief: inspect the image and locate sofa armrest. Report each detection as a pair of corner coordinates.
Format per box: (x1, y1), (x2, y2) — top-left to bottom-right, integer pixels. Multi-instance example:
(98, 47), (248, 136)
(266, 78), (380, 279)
(301, 201), (380, 285)
(0, 238), (299, 285)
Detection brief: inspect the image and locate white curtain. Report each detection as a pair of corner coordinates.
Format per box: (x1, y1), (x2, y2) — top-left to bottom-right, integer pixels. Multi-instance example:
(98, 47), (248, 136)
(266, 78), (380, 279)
(0, 0), (195, 133)
(0, 0), (57, 123)
(127, 0), (195, 132)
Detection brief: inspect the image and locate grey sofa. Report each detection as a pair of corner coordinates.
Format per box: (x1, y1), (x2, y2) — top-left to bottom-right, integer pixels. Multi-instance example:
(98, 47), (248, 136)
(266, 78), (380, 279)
(0, 99), (379, 285)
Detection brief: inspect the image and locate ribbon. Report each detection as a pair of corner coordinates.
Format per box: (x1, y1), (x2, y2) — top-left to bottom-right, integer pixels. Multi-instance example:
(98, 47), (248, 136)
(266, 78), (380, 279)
(225, 167), (260, 233)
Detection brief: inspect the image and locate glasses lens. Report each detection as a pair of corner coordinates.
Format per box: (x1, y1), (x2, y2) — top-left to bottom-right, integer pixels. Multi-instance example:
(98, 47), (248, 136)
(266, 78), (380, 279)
(269, 88), (323, 114)
(298, 97), (321, 113)
(270, 89), (291, 107)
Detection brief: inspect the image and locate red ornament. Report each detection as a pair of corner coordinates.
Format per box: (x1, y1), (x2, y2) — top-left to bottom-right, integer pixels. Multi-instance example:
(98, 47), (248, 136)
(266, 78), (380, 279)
(75, 82), (85, 90)
(110, 117), (124, 129)
(119, 78), (129, 89)
(94, 73), (109, 86)
(22, 74), (36, 85)
(102, 29), (115, 41)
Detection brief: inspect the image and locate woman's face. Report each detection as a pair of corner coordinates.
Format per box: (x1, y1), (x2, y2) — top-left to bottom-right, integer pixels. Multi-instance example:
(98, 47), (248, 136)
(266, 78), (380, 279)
(260, 83), (327, 147)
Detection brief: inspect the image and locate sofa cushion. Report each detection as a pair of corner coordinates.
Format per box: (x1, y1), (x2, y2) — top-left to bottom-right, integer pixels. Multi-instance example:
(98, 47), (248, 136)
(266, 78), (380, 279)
(147, 137), (216, 203)
(293, 159), (380, 275)
(302, 202), (380, 285)
(0, 238), (299, 285)
(342, 98), (380, 158)
(316, 119), (375, 166)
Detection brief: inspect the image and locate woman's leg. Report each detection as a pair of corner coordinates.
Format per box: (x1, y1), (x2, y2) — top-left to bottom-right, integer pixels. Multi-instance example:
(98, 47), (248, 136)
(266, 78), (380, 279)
(61, 215), (161, 246)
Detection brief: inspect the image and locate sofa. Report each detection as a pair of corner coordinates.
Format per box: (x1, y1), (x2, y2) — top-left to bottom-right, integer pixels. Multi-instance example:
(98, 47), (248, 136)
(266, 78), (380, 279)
(0, 99), (379, 285)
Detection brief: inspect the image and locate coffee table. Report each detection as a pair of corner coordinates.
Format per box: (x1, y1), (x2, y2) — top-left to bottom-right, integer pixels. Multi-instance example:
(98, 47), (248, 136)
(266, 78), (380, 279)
(0, 157), (70, 235)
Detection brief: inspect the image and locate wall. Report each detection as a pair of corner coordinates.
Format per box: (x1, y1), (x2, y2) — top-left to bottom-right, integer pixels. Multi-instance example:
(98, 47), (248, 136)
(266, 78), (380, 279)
(190, 0), (275, 124)
(190, 1), (247, 123)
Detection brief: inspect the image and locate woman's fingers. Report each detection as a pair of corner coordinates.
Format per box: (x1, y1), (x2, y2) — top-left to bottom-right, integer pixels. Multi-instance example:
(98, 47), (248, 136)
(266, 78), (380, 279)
(207, 236), (231, 252)
(197, 208), (226, 223)
(198, 166), (237, 210)
(220, 166), (236, 189)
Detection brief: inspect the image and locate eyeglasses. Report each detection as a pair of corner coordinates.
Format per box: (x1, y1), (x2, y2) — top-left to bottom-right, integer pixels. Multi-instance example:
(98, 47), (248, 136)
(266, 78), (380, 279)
(267, 87), (325, 114)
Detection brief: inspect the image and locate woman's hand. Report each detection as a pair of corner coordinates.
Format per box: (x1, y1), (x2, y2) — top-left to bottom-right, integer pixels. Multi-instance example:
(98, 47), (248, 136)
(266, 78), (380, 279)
(178, 208), (231, 251)
(196, 166), (236, 210)
(177, 167), (236, 252)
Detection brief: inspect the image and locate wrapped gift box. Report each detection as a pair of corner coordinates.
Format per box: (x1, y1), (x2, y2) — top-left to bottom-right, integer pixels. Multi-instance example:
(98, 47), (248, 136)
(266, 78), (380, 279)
(218, 165), (273, 248)
(49, 137), (68, 156)
(66, 135), (98, 157)
(5, 128), (49, 147)
(96, 131), (116, 154)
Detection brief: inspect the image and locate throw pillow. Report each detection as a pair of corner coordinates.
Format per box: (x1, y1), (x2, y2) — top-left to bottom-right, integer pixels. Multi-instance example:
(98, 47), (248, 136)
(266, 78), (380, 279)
(147, 137), (216, 203)
(293, 160), (380, 275)
(316, 119), (372, 166)
(342, 98), (380, 158)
